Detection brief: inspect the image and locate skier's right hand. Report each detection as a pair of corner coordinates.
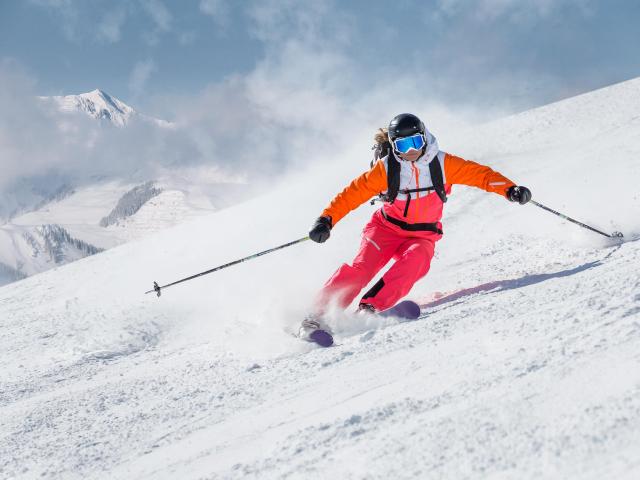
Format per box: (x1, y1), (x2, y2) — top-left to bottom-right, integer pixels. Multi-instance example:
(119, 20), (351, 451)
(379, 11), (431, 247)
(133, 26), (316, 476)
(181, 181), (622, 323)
(507, 186), (532, 205)
(309, 216), (332, 243)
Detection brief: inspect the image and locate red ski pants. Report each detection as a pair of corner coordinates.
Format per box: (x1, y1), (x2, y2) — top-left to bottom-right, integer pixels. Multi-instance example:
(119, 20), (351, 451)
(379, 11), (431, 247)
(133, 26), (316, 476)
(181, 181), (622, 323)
(317, 211), (436, 312)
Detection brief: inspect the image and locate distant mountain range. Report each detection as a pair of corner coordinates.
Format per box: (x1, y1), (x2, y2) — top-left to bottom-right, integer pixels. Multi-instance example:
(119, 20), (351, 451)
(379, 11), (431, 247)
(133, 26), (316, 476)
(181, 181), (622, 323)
(0, 89), (243, 287)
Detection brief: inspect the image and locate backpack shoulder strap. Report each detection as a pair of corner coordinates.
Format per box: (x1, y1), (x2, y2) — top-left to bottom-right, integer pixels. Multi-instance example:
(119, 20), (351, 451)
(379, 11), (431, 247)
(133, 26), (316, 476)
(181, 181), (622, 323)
(372, 141), (400, 204)
(429, 155), (447, 203)
(385, 147), (401, 204)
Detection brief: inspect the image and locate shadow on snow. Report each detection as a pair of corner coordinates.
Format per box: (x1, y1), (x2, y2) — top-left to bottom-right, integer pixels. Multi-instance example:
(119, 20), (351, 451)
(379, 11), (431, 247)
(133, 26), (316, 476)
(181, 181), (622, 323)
(420, 245), (623, 312)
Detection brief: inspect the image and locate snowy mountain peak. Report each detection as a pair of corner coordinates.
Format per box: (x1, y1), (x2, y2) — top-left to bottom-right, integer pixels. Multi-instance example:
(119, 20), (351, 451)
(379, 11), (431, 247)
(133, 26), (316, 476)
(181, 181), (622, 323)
(47, 89), (137, 127)
(86, 88), (128, 110)
(40, 88), (174, 128)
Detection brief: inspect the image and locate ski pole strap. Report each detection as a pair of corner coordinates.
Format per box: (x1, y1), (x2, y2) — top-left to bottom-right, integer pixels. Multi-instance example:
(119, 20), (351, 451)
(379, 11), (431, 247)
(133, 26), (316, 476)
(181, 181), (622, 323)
(530, 200), (622, 238)
(146, 236), (311, 297)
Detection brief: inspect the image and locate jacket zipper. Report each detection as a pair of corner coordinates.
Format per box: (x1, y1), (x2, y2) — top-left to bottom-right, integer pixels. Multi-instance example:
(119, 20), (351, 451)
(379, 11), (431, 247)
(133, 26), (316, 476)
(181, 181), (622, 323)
(411, 162), (420, 222)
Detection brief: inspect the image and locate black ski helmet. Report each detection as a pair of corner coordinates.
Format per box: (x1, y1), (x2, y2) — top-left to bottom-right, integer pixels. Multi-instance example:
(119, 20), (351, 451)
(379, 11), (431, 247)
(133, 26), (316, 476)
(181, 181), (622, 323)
(388, 113), (426, 141)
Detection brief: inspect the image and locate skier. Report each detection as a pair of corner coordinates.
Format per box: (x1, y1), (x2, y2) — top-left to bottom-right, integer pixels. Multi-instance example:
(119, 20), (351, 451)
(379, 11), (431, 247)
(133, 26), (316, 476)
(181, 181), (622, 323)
(300, 113), (531, 343)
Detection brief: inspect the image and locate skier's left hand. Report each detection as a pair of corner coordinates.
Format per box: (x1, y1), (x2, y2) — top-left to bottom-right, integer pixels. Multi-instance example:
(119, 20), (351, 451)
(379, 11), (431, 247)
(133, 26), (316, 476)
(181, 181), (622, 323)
(507, 186), (532, 205)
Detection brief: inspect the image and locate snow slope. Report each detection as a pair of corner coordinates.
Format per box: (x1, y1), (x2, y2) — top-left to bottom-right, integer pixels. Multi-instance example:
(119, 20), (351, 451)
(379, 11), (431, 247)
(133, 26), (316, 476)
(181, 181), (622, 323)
(1, 78), (640, 479)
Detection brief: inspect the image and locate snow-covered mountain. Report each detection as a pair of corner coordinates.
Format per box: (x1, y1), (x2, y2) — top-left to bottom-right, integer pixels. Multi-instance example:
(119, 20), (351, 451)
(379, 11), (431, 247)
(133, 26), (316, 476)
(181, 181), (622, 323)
(0, 176), (247, 286)
(1, 78), (640, 479)
(0, 222), (102, 283)
(42, 89), (170, 127)
(0, 90), (245, 287)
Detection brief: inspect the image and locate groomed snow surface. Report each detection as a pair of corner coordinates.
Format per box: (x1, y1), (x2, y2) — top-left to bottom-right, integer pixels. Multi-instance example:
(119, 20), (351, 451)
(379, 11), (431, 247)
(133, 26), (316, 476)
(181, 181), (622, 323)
(2, 78), (640, 479)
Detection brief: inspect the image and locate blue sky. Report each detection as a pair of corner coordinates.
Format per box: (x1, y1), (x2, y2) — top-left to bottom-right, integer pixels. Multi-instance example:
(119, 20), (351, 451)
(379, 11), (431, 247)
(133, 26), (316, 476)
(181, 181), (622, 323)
(2, 0), (640, 115)
(2, 0), (640, 203)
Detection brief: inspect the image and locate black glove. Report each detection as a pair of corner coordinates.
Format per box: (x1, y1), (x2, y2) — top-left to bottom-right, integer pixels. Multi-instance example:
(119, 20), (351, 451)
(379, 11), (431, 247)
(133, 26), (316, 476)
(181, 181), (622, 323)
(309, 216), (332, 243)
(507, 186), (532, 205)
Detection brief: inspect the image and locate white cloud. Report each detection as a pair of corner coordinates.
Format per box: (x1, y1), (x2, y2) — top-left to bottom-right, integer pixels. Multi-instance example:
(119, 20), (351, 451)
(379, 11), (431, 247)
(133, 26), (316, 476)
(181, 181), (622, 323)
(434, 0), (593, 23)
(164, 0), (481, 182)
(129, 59), (157, 96)
(28, 0), (72, 7)
(97, 7), (127, 43)
(140, 0), (172, 32)
(0, 61), (57, 188)
(199, 0), (230, 26)
(138, 0), (172, 46)
(178, 31), (197, 45)
(29, 0), (79, 41)
(247, 0), (343, 45)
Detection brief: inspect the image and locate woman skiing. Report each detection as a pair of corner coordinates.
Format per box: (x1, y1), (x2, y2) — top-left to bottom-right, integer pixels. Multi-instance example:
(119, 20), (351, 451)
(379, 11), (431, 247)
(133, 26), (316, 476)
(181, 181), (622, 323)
(300, 113), (531, 344)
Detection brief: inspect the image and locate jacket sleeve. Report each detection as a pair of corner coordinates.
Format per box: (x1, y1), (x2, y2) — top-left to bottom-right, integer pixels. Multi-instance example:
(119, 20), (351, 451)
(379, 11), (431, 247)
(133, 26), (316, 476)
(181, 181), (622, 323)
(444, 153), (516, 197)
(321, 160), (388, 226)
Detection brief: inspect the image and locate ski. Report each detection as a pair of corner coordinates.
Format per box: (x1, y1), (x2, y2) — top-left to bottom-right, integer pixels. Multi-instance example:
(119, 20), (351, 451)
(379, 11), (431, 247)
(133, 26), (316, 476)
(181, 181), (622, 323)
(307, 329), (334, 347)
(378, 300), (421, 321)
(297, 301), (421, 348)
(297, 316), (335, 348)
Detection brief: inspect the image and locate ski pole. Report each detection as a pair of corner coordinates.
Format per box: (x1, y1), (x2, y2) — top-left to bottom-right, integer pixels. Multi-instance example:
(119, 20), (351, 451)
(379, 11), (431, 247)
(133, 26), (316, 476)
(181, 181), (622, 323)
(145, 236), (311, 297)
(530, 200), (623, 239)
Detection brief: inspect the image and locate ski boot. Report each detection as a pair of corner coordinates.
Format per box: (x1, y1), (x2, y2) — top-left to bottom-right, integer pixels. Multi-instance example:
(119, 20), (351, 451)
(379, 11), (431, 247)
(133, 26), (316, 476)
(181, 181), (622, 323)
(357, 302), (376, 314)
(299, 314), (334, 347)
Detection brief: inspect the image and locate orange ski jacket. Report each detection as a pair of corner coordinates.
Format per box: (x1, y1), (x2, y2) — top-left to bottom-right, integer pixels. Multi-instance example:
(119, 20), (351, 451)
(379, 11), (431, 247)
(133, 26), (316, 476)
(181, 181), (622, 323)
(322, 153), (516, 227)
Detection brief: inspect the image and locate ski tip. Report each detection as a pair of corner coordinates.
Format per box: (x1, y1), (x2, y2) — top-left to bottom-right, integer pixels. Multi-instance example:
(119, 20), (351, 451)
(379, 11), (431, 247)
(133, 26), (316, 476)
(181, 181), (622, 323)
(309, 329), (334, 347)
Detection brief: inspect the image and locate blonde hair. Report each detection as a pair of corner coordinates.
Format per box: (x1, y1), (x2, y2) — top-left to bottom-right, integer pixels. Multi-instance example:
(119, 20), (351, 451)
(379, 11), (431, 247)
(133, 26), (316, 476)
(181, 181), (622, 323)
(374, 127), (388, 145)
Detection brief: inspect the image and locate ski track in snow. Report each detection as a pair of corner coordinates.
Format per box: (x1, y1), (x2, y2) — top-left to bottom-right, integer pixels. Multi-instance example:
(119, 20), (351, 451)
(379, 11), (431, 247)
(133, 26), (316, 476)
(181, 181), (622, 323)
(2, 78), (640, 479)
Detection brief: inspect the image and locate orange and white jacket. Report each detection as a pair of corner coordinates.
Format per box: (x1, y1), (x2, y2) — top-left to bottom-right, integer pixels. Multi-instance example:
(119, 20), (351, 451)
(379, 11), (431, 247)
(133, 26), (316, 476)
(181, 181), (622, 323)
(321, 129), (516, 237)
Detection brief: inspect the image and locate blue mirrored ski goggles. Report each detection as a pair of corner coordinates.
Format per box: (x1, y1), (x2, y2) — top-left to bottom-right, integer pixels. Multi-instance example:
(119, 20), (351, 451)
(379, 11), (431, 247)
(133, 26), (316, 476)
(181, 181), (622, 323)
(393, 133), (426, 154)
